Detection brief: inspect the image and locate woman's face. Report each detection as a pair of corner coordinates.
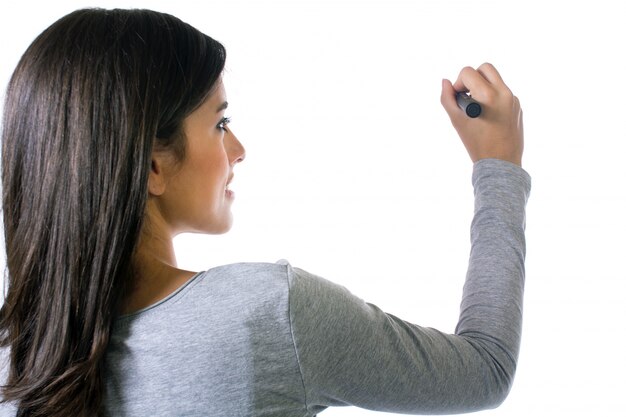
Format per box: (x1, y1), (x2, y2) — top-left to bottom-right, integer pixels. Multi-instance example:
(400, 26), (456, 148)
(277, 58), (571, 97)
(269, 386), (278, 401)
(152, 80), (245, 236)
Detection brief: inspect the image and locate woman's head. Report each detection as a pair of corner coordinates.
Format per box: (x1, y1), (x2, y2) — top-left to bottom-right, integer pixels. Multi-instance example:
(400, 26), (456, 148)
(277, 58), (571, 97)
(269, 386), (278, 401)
(1, 8), (228, 415)
(147, 79), (245, 237)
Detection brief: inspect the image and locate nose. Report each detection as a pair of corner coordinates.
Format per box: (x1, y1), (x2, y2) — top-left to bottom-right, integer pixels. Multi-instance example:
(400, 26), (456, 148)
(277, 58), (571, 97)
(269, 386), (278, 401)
(226, 129), (245, 165)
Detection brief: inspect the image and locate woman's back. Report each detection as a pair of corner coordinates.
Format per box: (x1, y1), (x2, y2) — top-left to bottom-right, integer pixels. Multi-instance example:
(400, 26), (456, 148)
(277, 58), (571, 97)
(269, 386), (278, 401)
(105, 262), (302, 416)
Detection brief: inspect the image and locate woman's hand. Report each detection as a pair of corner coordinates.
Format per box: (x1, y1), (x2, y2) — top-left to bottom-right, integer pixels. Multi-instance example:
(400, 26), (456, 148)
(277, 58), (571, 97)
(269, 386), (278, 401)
(441, 63), (524, 166)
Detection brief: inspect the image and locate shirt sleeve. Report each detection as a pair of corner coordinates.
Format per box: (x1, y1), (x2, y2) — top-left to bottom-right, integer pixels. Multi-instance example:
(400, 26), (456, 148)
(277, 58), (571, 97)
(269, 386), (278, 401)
(287, 158), (531, 415)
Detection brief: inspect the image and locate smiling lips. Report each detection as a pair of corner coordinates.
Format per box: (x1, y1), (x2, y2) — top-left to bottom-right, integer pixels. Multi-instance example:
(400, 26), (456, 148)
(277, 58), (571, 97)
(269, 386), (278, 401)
(225, 175), (234, 198)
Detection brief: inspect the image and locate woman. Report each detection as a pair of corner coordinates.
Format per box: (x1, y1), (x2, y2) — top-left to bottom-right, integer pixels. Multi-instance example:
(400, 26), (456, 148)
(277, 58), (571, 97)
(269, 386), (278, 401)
(0, 8), (530, 417)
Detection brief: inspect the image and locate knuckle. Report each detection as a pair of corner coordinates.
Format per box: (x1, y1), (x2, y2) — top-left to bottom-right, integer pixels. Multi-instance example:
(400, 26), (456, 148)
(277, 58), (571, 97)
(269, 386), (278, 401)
(459, 66), (475, 77)
(482, 88), (497, 103)
(501, 89), (514, 101)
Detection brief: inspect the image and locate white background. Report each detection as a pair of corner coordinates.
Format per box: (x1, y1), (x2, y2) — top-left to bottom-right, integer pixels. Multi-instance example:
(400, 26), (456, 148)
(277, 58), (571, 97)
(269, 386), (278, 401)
(1, 0), (625, 416)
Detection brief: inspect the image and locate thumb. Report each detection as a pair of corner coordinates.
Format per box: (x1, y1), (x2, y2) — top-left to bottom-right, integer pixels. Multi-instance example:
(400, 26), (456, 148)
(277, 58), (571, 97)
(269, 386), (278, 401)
(440, 78), (460, 121)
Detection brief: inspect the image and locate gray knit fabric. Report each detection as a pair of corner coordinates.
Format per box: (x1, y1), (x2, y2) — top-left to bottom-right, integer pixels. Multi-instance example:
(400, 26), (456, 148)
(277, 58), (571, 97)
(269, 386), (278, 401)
(0, 158), (531, 416)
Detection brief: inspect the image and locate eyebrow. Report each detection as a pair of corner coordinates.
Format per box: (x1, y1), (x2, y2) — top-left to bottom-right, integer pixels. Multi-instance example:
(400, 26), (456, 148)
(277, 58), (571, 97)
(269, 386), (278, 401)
(216, 101), (228, 113)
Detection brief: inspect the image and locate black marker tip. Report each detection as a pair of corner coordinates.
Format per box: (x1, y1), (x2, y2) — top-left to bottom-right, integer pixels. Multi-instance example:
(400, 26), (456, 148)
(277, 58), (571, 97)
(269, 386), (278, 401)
(455, 92), (482, 118)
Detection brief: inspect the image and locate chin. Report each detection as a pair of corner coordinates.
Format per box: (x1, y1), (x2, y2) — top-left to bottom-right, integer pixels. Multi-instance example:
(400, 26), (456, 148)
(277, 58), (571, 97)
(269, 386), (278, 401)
(206, 215), (234, 235)
(183, 210), (234, 235)
(212, 224), (232, 235)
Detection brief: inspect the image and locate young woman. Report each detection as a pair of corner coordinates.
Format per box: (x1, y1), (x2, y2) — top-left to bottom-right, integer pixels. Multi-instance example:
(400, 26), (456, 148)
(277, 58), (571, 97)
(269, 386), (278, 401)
(0, 8), (530, 417)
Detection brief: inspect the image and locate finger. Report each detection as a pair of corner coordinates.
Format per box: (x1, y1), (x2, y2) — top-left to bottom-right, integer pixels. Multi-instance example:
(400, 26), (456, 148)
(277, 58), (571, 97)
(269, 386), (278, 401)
(452, 66), (490, 96)
(440, 78), (463, 121)
(476, 62), (508, 88)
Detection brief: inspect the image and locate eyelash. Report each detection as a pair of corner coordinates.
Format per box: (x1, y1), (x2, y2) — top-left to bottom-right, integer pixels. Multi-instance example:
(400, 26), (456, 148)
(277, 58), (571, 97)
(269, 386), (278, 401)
(218, 116), (231, 131)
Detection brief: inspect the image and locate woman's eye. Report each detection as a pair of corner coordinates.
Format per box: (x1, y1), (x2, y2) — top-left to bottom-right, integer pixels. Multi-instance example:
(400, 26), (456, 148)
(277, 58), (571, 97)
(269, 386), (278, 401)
(217, 116), (231, 131)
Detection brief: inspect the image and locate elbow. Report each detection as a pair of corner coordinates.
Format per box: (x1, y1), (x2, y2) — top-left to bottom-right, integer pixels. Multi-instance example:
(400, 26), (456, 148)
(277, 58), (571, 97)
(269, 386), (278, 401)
(483, 377), (514, 410)
(466, 371), (514, 412)
(466, 338), (518, 411)
(479, 354), (517, 410)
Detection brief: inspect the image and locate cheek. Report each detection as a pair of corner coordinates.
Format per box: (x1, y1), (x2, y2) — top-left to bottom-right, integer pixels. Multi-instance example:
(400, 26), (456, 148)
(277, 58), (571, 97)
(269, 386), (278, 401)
(199, 147), (229, 191)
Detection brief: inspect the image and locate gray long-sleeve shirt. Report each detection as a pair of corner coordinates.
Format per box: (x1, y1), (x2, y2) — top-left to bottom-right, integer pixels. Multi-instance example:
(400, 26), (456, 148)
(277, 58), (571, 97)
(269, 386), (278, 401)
(0, 158), (531, 416)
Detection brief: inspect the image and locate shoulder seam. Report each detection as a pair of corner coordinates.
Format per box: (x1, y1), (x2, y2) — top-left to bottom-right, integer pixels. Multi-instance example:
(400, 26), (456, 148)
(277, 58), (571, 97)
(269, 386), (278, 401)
(285, 264), (311, 414)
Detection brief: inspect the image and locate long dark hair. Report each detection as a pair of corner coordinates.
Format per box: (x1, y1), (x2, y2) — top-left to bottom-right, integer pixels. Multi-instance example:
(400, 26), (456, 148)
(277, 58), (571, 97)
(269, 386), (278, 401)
(0, 8), (225, 416)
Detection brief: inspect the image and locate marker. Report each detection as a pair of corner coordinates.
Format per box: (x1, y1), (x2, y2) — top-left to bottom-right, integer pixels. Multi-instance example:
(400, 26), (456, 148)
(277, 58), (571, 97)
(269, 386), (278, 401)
(456, 92), (482, 118)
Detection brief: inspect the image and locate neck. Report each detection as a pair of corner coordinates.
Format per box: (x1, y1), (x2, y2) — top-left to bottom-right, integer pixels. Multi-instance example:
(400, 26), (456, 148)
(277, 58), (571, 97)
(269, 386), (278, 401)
(136, 229), (178, 269)
(135, 198), (179, 270)
(123, 207), (195, 314)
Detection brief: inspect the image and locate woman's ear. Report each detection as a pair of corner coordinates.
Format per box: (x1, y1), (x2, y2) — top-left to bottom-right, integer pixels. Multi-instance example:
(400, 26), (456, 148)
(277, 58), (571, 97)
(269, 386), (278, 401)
(148, 153), (168, 196)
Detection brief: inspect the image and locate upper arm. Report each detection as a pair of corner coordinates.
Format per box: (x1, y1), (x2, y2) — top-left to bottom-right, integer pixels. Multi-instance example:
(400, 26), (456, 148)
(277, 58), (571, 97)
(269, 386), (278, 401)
(287, 266), (512, 414)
